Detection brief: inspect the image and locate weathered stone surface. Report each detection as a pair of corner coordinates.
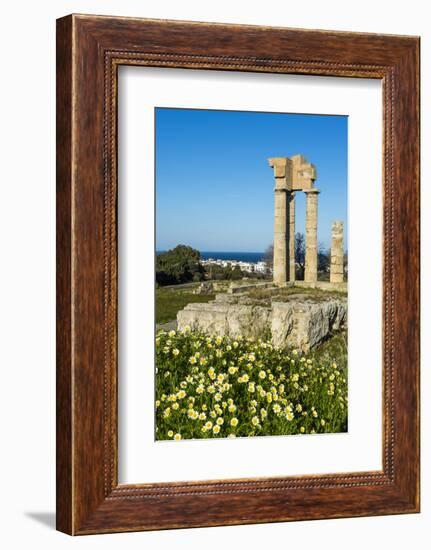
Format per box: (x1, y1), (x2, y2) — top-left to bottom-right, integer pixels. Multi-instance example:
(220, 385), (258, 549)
(268, 158), (291, 286)
(267, 154), (346, 288)
(177, 303), (230, 336)
(271, 298), (347, 352)
(193, 281), (215, 295)
(228, 281), (273, 294)
(293, 280), (348, 292)
(226, 306), (272, 340)
(304, 188), (319, 283)
(289, 192), (296, 282)
(330, 221), (344, 283)
(214, 293), (239, 303)
(177, 302), (270, 340)
(273, 188), (289, 285)
(177, 293), (347, 352)
(268, 154), (319, 286)
(291, 154), (317, 191)
(268, 157), (292, 190)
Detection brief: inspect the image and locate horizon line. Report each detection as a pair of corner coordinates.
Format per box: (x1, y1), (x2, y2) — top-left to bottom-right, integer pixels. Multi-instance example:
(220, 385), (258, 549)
(156, 249), (266, 253)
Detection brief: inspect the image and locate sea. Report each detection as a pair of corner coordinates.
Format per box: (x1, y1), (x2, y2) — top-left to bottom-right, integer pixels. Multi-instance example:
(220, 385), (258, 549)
(156, 250), (266, 263)
(200, 251), (265, 263)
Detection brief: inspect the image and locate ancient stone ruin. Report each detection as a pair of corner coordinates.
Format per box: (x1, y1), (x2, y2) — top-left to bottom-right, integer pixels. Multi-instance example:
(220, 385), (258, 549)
(268, 154), (345, 287)
(269, 155), (318, 284)
(177, 288), (347, 352)
(176, 154), (347, 351)
(330, 221), (344, 283)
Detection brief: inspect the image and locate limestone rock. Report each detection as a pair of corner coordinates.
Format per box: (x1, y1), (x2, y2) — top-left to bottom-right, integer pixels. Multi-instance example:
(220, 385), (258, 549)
(193, 281), (215, 295)
(177, 302), (270, 340)
(177, 293), (347, 352)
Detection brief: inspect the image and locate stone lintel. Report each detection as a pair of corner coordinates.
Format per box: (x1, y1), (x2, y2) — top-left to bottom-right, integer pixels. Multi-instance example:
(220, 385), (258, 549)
(268, 157), (292, 190)
(291, 154), (317, 191)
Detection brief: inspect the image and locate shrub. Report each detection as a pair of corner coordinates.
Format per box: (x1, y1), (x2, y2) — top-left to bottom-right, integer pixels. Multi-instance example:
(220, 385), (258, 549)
(156, 245), (205, 286)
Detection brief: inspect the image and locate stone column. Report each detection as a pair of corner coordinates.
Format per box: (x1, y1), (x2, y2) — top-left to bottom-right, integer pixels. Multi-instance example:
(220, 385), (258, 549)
(289, 192), (296, 282)
(268, 157), (292, 285)
(330, 221), (344, 283)
(273, 189), (289, 285)
(304, 189), (319, 283)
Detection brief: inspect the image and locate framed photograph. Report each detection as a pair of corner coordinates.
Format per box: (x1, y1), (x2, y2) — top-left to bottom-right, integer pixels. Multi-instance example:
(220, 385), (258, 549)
(56, 14), (420, 534)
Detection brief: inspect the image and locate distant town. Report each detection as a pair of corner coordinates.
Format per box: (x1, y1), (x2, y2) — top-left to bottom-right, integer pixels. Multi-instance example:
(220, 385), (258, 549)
(155, 241), (347, 288)
(200, 257), (270, 274)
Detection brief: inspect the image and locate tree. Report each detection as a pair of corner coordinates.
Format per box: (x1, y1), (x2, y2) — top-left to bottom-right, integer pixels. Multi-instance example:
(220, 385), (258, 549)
(206, 263), (224, 281)
(318, 242), (330, 274)
(295, 232), (305, 279)
(264, 244), (274, 272)
(264, 234), (334, 281)
(156, 245), (205, 286)
(221, 264), (243, 280)
(230, 265), (243, 280)
(264, 233), (306, 279)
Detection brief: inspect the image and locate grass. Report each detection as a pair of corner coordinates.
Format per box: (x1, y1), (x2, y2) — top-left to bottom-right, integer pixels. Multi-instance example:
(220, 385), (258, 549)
(155, 329), (348, 441)
(156, 287), (216, 324)
(156, 281), (347, 324)
(244, 285), (347, 305)
(309, 330), (348, 365)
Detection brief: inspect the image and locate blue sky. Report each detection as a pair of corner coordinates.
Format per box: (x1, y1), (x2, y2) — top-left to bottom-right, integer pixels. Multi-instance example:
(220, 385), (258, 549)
(155, 108), (347, 252)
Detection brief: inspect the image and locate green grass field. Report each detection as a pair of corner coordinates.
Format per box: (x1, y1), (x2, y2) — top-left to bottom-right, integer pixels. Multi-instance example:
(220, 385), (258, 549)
(156, 287), (215, 325)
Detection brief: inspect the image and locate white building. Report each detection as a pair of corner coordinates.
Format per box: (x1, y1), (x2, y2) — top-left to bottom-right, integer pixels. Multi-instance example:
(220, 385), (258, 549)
(200, 258), (272, 274)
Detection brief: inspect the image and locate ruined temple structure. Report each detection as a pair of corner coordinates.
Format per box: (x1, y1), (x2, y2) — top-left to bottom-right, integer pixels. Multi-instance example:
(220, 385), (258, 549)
(268, 154), (344, 287)
(175, 154), (347, 352)
(268, 155), (319, 285)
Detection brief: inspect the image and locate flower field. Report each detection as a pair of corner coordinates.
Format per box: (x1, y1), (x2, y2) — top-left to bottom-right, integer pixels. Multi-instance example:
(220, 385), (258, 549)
(155, 327), (348, 441)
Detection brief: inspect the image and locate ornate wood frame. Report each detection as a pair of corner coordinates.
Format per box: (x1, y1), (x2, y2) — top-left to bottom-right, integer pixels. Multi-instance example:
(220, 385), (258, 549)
(56, 14), (420, 535)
